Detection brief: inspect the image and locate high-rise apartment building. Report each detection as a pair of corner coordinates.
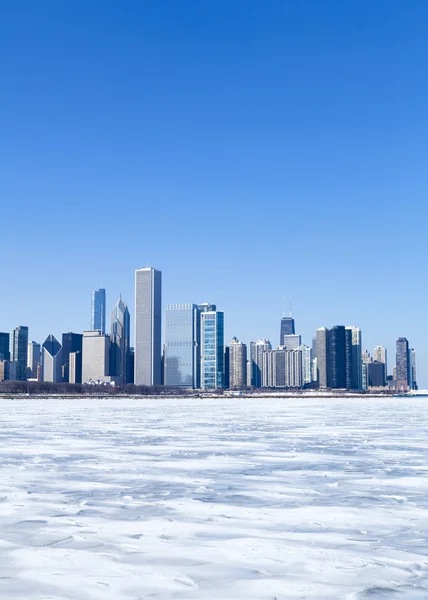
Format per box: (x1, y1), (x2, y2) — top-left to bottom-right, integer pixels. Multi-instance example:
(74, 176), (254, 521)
(61, 332), (83, 383)
(250, 339), (271, 387)
(27, 341), (41, 379)
(134, 267), (162, 386)
(91, 288), (106, 334)
(282, 334), (302, 351)
(229, 337), (247, 389)
(261, 348), (302, 388)
(396, 337), (410, 392)
(10, 326), (29, 380)
(299, 345), (312, 385)
(200, 305), (224, 389)
(316, 327), (330, 389)
(110, 297), (130, 385)
(373, 346), (387, 378)
(345, 326), (362, 390)
(0, 332), (10, 361)
(82, 330), (111, 383)
(42, 335), (63, 383)
(164, 304), (200, 388)
(409, 348), (417, 390)
(280, 315), (295, 345)
(330, 326), (346, 388)
(367, 361), (386, 387)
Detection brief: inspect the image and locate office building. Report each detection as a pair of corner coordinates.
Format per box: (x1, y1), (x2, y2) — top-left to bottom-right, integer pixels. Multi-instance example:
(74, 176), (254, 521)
(229, 337), (247, 388)
(367, 361), (386, 388)
(345, 326), (362, 390)
(299, 345), (312, 385)
(396, 337), (410, 392)
(373, 346), (387, 378)
(10, 326), (29, 380)
(283, 334), (302, 351)
(91, 288), (106, 334)
(82, 330), (111, 383)
(409, 348), (417, 390)
(0, 332), (10, 361)
(200, 306), (224, 389)
(164, 304), (200, 388)
(27, 341), (41, 379)
(250, 339), (271, 387)
(329, 326), (346, 388)
(316, 327), (330, 389)
(61, 332), (83, 383)
(0, 360), (17, 382)
(42, 335), (63, 383)
(280, 315), (295, 345)
(110, 297), (130, 385)
(134, 267), (162, 386)
(69, 351), (81, 384)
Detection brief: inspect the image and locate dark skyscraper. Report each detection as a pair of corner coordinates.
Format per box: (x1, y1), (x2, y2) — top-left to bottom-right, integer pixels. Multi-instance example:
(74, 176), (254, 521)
(62, 332), (83, 383)
(0, 332), (10, 361)
(91, 288), (106, 334)
(367, 361), (386, 387)
(396, 337), (410, 392)
(280, 316), (295, 345)
(10, 326), (29, 380)
(330, 326), (346, 388)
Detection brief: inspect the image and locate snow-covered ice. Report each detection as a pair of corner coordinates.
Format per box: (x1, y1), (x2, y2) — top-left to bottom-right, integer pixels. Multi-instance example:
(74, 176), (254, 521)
(1, 396), (428, 599)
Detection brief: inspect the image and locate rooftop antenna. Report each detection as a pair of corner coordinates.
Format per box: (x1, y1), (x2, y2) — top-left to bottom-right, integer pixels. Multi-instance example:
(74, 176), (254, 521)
(282, 296), (286, 318)
(289, 296), (292, 318)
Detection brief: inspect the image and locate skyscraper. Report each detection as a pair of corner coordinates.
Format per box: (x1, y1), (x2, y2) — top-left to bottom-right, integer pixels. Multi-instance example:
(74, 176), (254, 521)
(299, 345), (312, 385)
(373, 346), (387, 381)
(134, 267), (162, 386)
(61, 332), (83, 383)
(330, 326), (346, 388)
(409, 348), (417, 390)
(27, 341), (41, 379)
(200, 305), (224, 389)
(316, 327), (330, 389)
(345, 326), (362, 390)
(280, 315), (295, 345)
(164, 304), (201, 388)
(250, 339), (272, 387)
(82, 330), (111, 383)
(396, 337), (410, 392)
(229, 337), (247, 389)
(110, 297), (130, 385)
(0, 332), (10, 361)
(10, 326), (29, 380)
(91, 288), (106, 334)
(42, 335), (63, 383)
(283, 334), (302, 351)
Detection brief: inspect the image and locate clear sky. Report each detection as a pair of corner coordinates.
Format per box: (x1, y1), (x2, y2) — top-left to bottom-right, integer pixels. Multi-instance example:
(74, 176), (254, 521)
(1, 1), (427, 383)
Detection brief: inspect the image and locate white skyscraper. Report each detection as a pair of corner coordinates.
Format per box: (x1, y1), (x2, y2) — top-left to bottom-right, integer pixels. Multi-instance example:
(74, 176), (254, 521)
(42, 335), (63, 383)
(298, 345), (312, 385)
(373, 345), (387, 374)
(134, 267), (162, 386)
(27, 341), (41, 379)
(82, 330), (111, 383)
(228, 337), (247, 389)
(346, 326), (363, 390)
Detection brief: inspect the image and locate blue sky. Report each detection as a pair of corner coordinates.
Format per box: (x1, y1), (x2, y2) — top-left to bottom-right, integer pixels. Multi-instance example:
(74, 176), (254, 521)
(1, 1), (427, 383)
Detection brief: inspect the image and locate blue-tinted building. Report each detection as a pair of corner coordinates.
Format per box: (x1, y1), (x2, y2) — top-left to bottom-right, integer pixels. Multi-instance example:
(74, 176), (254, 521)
(91, 288), (106, 334)
(200, 305), (224, 389)
(110, 297), (130, 385)
(164, 304), (200, 388)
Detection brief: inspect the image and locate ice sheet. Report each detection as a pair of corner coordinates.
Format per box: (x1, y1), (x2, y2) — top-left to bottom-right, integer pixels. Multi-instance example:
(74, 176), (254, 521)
(0, 396), (428, 599)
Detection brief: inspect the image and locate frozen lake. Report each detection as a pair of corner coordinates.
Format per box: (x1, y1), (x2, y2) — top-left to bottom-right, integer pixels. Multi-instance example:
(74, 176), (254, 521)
(1, 396), (428, 599)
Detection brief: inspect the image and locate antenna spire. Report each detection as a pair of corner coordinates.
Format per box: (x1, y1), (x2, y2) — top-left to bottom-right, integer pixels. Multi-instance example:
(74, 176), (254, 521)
(289, 296), (292, 317)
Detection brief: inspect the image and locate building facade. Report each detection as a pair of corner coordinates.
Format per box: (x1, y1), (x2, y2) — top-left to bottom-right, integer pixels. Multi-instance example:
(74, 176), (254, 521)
(27, 341), (41, 379)
(316, 327), (330, 389)
(282, 334), (302, 351)
(250, 339), (272, 387)
(0, 332), (10, 361)
(10, 326), (29, 381)
(82, 330), (111, 383)
(164, 303), (200, 388)
(110, 297), (130, 385)
(396, 337), (410, 392)
(345, 326), (362, 390)
(229, 337), (247, 388)
(200, 306), (224, 389)
(42, 335), (63, 383)
(91, 288), (106, 334)
(61, 332), (83, 383)
(280, 315), (295, 345)
(373, 345), (387, 380)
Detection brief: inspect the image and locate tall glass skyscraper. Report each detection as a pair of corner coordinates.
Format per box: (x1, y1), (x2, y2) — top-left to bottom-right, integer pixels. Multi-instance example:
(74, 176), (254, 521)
(42, 335), (63, 383)
(164, 304), (200, 388)
(91, 288), (106, 334)
(280, 316), (295, 345)
(61, 332), (83, 383)
(10, 326), (29, 381)
(0, 332), (10, 361)
(200, 305), (224, 389)
(134, 267), (162, 386)
(396, 337), (410, 392)
(110, 297), (130, 385)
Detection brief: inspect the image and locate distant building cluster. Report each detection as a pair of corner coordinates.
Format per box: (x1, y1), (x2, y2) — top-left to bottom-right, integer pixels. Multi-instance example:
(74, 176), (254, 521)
(0, 267), (417, 393)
